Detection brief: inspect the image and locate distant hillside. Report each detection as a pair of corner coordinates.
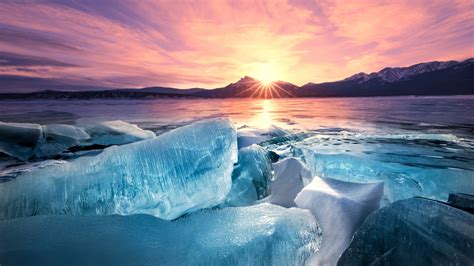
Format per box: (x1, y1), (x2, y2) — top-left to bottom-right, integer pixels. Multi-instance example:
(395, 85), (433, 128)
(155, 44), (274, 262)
(128, 87), (207, 95)
(0, 90), (198, 100)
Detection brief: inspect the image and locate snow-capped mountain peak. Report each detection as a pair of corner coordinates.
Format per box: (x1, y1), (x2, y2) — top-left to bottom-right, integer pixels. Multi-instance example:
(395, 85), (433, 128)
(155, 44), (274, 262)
(345, 60), (465, 83)
(375, 61), (459, 82)
(235, 76), (258, 85)
(344, 72), (369, 81)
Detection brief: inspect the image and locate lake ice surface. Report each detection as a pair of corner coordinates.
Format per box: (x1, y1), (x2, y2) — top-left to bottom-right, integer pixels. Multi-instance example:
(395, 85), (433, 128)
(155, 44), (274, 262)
(0, 96), (472, 265)
(1, 96), (472, 201)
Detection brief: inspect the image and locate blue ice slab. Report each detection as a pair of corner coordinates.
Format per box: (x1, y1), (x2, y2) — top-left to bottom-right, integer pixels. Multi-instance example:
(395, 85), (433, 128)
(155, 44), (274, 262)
(338, 198), (474, 265)
(0, 118), (237, 220)
(0, 203), (321, 266)
(0, 120), (155, 160)
(224, 144), (272, 206)
(301, 148), (474, 202)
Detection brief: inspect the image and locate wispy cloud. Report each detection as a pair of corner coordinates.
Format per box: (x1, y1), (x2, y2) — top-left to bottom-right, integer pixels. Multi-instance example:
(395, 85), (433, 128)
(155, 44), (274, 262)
(0, 0), (472, 91)
(0, 51), (77, 68)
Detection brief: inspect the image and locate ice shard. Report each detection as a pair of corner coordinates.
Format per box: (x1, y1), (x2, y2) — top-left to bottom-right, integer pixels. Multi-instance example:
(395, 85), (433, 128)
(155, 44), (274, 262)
(80, 120), (155, 146)
(36, 124), (90, 158)
(295, 177), (384, 266)
(0, 118), (237, 220)
(339, 198), (474, 265)
(237, 125), (289, 149)
(0, 121), (155, 160)
(224, 144), (272, 206)
(0, 203), (321, 266)
(301, 148), (474, 202)
(0, 122), (42, 161)
(264, 157), (312, 208)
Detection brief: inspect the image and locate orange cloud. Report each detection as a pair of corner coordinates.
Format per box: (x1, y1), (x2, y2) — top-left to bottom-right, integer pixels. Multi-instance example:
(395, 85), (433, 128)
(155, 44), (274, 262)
(0, 0), (472, 90)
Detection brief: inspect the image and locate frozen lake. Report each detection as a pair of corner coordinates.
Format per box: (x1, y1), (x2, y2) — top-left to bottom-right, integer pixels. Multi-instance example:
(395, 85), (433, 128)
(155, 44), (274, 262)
(0, 96), (473, 264)
(1, 96), (473, 201)
(1, 96), (473, 135)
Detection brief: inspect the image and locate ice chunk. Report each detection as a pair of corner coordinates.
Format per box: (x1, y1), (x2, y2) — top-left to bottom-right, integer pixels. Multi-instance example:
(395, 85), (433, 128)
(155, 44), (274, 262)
(0, 122), (42, 161)
(339, 198), (474, 265)
(448, 193), (474, 213)
(268, 125), (290, 136)
(237, 125), (289, 148)
(224, 144), (272, 206)
(0, 203), (321, 265)
(301, 148), (473, 202)
(295, 177), (384, 266)
(237, 134), (265, 149)
(237, 130), (269, 149)
(264, 157), (312, 208)
(0, 118), (237, 220)
(0, 121), (154, 160)
(35, 124), (90, 158)
(80, 120), (155, 146)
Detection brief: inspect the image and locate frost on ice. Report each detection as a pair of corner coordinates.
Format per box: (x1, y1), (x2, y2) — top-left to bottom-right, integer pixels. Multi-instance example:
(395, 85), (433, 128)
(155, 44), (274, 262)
(0, 118), (237, 220)
(295, 176), (384, 266)
(0, 203), (321, 266)
(224, 144), (272, 206)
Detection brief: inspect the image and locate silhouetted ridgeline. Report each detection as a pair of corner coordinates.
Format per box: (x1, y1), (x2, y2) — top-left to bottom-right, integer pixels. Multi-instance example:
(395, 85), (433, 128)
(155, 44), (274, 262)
(0, 58), (472, 100)
(0, 90), (199, 100)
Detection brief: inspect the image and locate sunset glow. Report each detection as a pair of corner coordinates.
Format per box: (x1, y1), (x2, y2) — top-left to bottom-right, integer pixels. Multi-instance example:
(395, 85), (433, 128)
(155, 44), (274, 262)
(0, 1), (472, 91)
(251, 63), (279, 85)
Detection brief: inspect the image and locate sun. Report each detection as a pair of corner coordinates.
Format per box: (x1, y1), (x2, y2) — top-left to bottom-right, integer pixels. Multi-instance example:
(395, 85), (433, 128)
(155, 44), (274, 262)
(236, 62), (296, 98)
(250, 62), (278, 85)
(259, 76), (274, 86)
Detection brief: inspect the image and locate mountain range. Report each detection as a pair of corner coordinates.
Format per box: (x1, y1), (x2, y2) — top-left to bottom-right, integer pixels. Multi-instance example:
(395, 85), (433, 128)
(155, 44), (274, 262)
(297, 58), (473, 97)
(196, 76), (299, 98)
(0, 58), (472, 99)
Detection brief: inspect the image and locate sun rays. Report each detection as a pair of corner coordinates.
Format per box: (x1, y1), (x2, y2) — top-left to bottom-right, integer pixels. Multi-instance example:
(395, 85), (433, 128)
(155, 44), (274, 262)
(235, 79), (296, 98)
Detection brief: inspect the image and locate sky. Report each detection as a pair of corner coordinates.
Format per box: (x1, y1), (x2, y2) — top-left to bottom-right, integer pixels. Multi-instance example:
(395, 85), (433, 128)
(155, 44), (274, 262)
(0, 0), (473, 91)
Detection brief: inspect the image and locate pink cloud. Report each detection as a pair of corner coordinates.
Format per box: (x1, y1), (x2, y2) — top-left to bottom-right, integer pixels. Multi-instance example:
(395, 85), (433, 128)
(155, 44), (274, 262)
(0, 0), (472, 90)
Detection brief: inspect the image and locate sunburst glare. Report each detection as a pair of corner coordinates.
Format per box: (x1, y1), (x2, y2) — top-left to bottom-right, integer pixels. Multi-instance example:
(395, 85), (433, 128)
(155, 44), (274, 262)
(250, 62), (278, 85)
(235, 63), (296, 99)
(235, 79), (295, 98)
